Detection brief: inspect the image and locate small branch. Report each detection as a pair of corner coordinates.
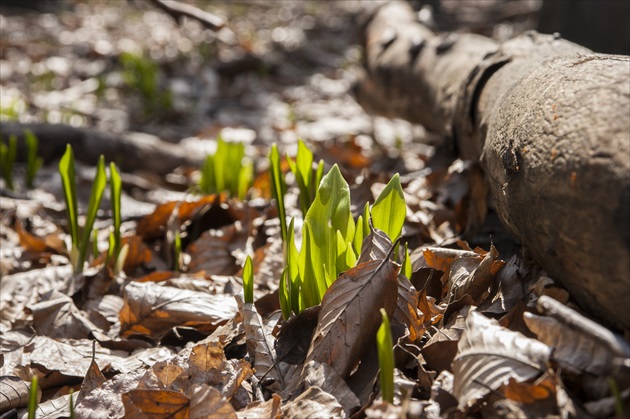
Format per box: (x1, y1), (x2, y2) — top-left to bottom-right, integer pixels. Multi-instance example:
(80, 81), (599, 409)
(148, 0), (224, 31)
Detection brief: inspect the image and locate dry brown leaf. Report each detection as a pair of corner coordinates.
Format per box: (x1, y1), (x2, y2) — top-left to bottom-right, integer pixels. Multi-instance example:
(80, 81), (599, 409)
(357, 226), (391, 264)
(448, 244), (503, 302)
(282, 386), (344, 419)
(189, 384), (238, 419)
(304, 258), (399, 379)
(236, 393), (282, 419)
(14, 217), (64, 255)
(187, 224), (240, 276)
(275, 305), (320, 366)
(19, 393), (73, 419)
(302, 360), (361, 415)
(119, 281), (237, 339)
(122, 389), (189, 418)
(417, 289), (445, 328)
(77, 356), (106, 405)
(136, 195), (219, 241)
(502, 375), (556, 404)
(452, 310), (551, 410)
(30, 290), (103, 339)
(524, 295), (630, 375)
(422, 305), (472, 373)
(0, 375), (29, 411)
(120, 235), (152, 275)
(394, 274), (424, 343)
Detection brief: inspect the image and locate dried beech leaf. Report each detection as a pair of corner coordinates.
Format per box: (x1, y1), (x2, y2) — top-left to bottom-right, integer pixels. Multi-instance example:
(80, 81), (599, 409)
(302, 360), (360, 415)
(187, 224), (241, 276)
(22, 393), (74, 419)
(452, 311), (551, 410)
(524, 296), (630, 375)
(123, 389), (189, 418)
(394, 275), (424, 343)
(502, 375), (556, 404)
(236, 393), (282, 419)
(422, 305), (472, 373)
(305, 258), (399, 379)
(77, 357), (106, 405)
(0, 375), (29, 411)
(236, 295), (283, 388)
(282, 386), (344, 419)
(119, 281), (237, 339)
(14, 217), (64, 254)
(30, 290), (103, 339)
(357, 226), (391, 264)
(448, 244), (503, 302)
(275, 305), (321, 365)
(189, 384), (237, 419)
(120, 235), (152, 275)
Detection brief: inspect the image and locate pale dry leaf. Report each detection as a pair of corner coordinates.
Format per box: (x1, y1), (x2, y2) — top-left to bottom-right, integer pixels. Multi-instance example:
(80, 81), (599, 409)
(357, 226), (391, 264)
(74, 369), (145, 419)
(422, 305), (472, 373)
(302, 360), (361, 416)
(236, 393), (282, 419)
(282, 386), (344, 419)
(189, 384), (238, 419)
(448, 244), (503, 302)
(524, 295), (630, 375)
(119, 281), (237, 339)
(17, 393), (73, 419)
(304, 258), (399, 379)
(30, 290), (104, 339)
(0, 375), (29, 411)
(394, 274), (424, 343)
(452, 310), (551, 410)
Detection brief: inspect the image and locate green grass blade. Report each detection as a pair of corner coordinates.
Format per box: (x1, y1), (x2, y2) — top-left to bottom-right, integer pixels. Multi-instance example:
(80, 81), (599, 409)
(173, 231), (181, 272)
(371, 174), (405, 241)
(28, 375), (38, 419)
(243, 255), (254, 304)
(279, 267), (291, 319)
(287, 218), (301, 313)
(237, 160), (253, 200)
(402, 242), (412, 280)
(213, 137), (227, 193)
(69, 388), (75, 419)
(109, 162), (122, 262)
(269, 143), (288, 244)
(78, 155), (107, 272)
(377, 308), (395, 404)
(200, 154), (214, 195)
(24, 129), (42, 189)
(59, 144), (79, 251)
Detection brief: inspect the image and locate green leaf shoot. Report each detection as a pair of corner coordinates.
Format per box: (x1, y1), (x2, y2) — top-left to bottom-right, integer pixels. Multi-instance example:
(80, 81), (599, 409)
(371, 173), (405, 242)
(377, 308), (395, 404)
(28, 375), (38, 419)
(59, 144), (79, 253)
(109, 162), (122, 263)
(269, 143), (288, 244)
(243, 255), (254, 304)
(78, 155), (107, 272)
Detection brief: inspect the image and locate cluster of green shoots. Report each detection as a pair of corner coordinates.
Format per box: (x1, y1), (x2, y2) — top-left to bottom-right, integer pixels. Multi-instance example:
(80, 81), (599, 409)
(119, 51), (172, 119)
(269, 139), (406, 317)
(59, 145), (125, 274)
(266, 139), (403, 402)
(0, 130), (43, 191)
(199, 135), (253, 200)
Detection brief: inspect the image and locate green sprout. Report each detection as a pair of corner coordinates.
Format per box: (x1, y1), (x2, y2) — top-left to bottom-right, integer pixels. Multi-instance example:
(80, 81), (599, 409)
(59, 145), (107, 273)
(243, 255), (254, 304)
(108, 162), (122, 263)
(377, 308), (395, 404)
(69, 388), (75, 419)
(28, 375), (38, 419)
(119, 51), (172, 118)
(173, 231), (182, 272)
(24, 130), (43, 189)
(0, 134), (17, 190)
(269, 143), (288, 244)
(286, 139), (324, 216)
(200, 136), (253, 200)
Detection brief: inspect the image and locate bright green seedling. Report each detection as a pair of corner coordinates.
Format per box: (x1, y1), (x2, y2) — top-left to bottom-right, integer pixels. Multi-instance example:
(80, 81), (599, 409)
(69, 388), (75, 419)
(59, 145), (107, 273)
(269, 143), (288, 244)
(286, 139), (324, 216)
(28, 375), (38, 419)
(371, 173), (405, 242)
(0, 134), (17, 190)
(402, 242), (412, 280)
(243, 255), (254, 304)
(173, 231), (182, 273)
(377, 308), (395, 404)
(200, 136), (253, 200)
(108, 162), (122, 264)
(24, 129), (43, 189)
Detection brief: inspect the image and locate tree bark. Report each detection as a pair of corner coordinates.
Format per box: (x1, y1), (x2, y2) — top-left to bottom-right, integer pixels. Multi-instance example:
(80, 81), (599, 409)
(355, 2), (630, 329)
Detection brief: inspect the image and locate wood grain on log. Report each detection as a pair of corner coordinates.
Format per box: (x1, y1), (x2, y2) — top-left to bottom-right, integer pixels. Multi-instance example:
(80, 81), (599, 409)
(355, 2), (630, 329)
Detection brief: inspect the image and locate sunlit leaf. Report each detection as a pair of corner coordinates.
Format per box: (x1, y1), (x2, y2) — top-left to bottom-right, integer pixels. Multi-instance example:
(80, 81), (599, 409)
(377, 309), (394, 403)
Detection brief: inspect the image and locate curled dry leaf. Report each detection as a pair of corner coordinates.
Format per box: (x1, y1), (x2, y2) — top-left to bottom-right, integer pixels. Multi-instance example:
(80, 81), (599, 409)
(302, 360), (361, 415)
(452, 310), (551, 410)
(189, 384), (238, 419)
(30, 290), (104, 339)
(236, 393), (282, 419)
(422, 305), (472, 373)
(0, 375), (29, 411)
(122, 388), (189, 418)
(187, 223), (241, 276)
(357, 226), (390, 264)
(524, 295), (630, 375)
(394, 274), (424, 343)
(304, 258), (399, 379)
(119, 281), (237, 339)
(282, 386), (345, 419)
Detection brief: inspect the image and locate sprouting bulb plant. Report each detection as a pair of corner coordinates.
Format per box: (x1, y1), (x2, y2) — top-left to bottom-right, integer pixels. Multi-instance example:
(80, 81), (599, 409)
(377, 308), (395, 404)
(200, 136), (253, 200)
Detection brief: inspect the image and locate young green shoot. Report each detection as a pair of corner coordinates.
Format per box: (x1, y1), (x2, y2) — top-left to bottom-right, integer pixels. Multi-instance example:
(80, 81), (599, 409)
(59, 145), (107, 273)
(69, 388), (75, 419)
(0, 134), (17, 190)
(28, 375), (38, 419)
(377, 308), (395, 404)
(371, 173), (405, 242)
(243, 255), (254, 304)
(269, 143), (288, 244)
(109, 162), (122, 263)
(173, 231), (182, 273)
(286, 139), (324, 216)
(200, 136), (252, 200)
(402, 242), (412, 280)
(24, 129), (43, 189)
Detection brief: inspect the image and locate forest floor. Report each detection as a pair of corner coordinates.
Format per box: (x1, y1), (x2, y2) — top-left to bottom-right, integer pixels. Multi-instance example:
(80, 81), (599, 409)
(1, 1), (628, 418)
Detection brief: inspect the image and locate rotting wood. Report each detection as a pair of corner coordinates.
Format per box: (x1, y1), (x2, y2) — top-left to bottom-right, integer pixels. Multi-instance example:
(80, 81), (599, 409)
(355, 1), (630, 329)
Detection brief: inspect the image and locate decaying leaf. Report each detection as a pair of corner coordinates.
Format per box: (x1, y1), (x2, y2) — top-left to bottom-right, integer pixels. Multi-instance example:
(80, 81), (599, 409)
(236, 393), (282, 419)
(282, 386), (344, 419)
(0, 375), (29, 411)
(452, 310), (551, 410)
(119, 281), (237, 339)
(187, 223), (242, 276)
(524, 295), (630, 375)
(189, 384), (238, 419)
(304, 258), (399, 379)
(394, 274), (424, 343)
(275, 305), (321, 365)
(302, 360), (361, 415)
(122, 388), (189, 418)
(30, 290), (104, 339)
(422, 305), (472, 373)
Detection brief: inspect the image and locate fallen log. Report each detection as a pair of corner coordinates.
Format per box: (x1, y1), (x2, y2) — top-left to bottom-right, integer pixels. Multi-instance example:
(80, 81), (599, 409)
(355, 2), (630, 329)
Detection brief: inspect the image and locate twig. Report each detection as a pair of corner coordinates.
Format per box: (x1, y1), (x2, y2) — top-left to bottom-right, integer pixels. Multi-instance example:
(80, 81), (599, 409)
(147, 0), (224, 31)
